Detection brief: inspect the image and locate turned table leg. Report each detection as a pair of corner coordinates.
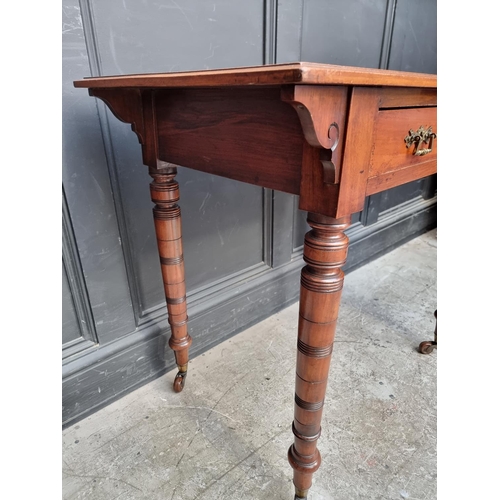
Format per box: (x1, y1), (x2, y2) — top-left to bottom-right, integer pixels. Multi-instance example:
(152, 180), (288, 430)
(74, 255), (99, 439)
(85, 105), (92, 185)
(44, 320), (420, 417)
(288, 213), (351, 499)
(149, 166), (192, 392)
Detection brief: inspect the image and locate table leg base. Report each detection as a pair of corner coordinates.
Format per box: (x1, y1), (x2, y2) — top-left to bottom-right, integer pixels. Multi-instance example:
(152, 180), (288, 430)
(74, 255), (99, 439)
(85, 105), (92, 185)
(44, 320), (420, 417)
(418, 309), (437, 355)
(294, 489), (308, 500)
(173, 364), (188, 393)
(418, 341), (437, 355)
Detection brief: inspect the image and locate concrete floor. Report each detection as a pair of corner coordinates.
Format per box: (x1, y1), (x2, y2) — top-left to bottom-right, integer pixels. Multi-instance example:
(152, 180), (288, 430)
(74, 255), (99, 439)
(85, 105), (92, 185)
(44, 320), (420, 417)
(62, 230), (437, 500)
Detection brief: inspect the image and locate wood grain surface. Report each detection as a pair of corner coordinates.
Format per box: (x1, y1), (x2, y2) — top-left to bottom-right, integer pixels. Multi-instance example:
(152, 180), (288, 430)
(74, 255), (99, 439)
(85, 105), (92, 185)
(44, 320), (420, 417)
(74, 62), (437, 89)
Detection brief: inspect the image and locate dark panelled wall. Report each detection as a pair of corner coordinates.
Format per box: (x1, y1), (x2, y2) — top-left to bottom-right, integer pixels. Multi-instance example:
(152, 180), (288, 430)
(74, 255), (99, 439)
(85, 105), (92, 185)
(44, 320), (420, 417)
(62, 0), (437, 426)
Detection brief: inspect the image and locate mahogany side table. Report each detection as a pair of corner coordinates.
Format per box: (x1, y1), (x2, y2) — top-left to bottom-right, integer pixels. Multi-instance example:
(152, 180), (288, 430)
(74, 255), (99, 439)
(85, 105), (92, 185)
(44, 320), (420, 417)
(74, 62), (437, 499)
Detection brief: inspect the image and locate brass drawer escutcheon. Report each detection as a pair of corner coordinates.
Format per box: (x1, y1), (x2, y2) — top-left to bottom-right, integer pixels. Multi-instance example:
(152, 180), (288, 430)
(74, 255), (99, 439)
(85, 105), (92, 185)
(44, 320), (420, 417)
(404, 125), (436, 156)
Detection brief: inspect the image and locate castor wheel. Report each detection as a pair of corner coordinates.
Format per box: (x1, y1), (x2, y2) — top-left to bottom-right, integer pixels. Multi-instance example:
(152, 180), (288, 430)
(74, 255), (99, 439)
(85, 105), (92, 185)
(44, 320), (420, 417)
(418, 309), (437, 355)
(419, 340), (437, 355)
(173, 371), (187, 392)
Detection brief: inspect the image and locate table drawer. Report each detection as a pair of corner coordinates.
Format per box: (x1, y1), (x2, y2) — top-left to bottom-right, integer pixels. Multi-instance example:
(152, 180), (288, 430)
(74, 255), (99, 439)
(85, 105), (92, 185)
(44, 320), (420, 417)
(367, 106), (437, 194)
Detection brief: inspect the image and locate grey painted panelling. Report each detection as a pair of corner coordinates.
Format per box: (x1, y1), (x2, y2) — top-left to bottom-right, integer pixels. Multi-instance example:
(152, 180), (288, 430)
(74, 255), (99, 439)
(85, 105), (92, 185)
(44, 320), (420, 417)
(178, 174), (264, 291)
(301, 0), (388, 68)
(276, 0), (304, 63)
(102, 123), (265, 315)
(378, 179), (426, 213)
(388, 0), (437, 74)
(89, 0), (265, 74)
(62, 188), (99, 359)
(87, 0), (266, 315)
(62, 261), (81, 345)
(271, 191), (296, 268)
(62, 0), (135, 343)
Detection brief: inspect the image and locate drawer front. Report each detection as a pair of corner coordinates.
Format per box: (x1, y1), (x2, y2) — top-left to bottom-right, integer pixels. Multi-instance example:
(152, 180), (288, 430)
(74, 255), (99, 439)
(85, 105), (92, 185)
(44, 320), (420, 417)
(370, 107), (437, 175)
(366, 106), (437, 194)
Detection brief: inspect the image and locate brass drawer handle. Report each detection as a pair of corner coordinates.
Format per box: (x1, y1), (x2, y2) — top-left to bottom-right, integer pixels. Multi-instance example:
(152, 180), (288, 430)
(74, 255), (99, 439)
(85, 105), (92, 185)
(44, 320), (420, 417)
(404, 126), (436, 156)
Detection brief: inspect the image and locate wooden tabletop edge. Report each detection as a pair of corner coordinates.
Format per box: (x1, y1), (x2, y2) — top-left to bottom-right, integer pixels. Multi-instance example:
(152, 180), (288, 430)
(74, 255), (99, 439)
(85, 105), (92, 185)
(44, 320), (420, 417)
(73, 62), (436, 89)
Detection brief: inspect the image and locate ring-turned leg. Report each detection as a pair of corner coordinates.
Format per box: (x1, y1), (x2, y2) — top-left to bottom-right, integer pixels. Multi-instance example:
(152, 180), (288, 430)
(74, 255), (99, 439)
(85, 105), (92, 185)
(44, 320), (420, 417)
(150, 165), (192, 392)
(288, 213), (351, 499)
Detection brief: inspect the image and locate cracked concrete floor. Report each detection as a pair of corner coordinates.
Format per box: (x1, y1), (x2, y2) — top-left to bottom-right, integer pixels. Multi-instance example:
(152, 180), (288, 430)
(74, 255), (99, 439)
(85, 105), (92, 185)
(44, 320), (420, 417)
(62, 230), (437, 500)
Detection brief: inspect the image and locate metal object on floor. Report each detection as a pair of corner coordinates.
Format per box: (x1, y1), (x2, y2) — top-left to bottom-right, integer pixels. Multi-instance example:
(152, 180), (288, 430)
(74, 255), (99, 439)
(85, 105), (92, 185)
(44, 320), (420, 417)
(294, 488), (308, 500)
(419, 309), (437, 354)
(173, 364), (188, 393)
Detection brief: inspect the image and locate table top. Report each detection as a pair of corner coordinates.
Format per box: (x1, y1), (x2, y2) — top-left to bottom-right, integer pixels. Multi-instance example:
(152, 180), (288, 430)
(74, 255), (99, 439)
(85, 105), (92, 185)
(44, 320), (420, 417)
(73, 62), (437, 89)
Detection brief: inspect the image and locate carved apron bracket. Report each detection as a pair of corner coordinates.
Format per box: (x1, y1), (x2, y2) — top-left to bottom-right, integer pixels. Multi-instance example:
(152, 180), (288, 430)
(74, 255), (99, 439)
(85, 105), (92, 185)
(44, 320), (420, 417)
(90, 88), (163, 169)
(90, 88), (145, 143)
(282, 85), (349, 216)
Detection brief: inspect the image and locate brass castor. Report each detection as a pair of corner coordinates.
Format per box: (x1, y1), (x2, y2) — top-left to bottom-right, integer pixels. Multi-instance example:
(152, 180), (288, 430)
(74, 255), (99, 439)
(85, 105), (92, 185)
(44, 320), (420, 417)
(418, 340), (437, 355)
(173, 371), (187, 392)
(294, 488), (308, 499)
(418, 309), (437, 355)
